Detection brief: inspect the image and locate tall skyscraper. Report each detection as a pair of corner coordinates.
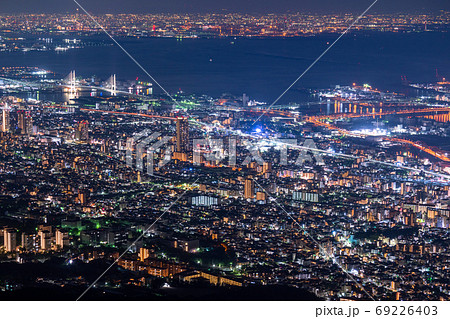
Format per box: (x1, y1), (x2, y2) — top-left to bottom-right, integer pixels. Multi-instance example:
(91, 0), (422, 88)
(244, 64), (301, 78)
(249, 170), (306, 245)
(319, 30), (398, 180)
(139, 247), (150, 262)
(2, 104), (10, 133)
(76, 121), (89, 141)
(78, 189), (90, 205)
(17, 109), (33, 135)
(38, 230), (51, 251)
(18, 110), (25, 134)
(4, 228), (17, 252)
(244, 179), (255, 199)
(25, 111), (33, 135)
(176, 117), (189, 153)
(21, 233), (39, 252)
(56, 229), (69, 249)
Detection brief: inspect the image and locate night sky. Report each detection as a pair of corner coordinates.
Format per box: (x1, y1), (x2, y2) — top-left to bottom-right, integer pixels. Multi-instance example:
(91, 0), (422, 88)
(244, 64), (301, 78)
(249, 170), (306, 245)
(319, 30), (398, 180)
(0, 0), (449, 14)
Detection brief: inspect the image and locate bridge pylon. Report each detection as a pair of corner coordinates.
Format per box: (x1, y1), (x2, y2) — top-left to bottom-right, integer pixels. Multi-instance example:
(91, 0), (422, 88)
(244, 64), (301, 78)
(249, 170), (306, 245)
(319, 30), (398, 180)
(64, 70), (77, 96)
(106, 74), (117, 96)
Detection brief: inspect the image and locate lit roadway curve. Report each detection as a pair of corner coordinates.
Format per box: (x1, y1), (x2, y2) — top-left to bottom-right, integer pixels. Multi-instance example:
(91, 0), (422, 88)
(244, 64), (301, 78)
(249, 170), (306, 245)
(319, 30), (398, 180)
(305, 107), (450, 162)
(233, 106), (450, 162)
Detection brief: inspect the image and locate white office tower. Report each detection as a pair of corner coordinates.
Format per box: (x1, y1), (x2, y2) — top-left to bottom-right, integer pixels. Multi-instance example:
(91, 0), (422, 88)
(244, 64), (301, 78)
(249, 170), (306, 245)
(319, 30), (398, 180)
(2, 103), (10, 132)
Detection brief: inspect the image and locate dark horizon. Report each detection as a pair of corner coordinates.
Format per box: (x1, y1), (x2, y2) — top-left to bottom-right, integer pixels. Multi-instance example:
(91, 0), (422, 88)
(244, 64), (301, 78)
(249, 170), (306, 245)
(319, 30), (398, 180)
(0, 0), (449, 15)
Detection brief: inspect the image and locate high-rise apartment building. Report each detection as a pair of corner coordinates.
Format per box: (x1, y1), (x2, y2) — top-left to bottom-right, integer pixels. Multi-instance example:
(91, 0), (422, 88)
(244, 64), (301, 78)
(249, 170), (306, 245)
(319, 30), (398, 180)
(4, 228), (17, 252)
(244, 179), (255, 199)
(2, 104), (10, 133)
(56, 229), (69, 249)
(176, 117), (189, 153)
(17, 109), (33, 135)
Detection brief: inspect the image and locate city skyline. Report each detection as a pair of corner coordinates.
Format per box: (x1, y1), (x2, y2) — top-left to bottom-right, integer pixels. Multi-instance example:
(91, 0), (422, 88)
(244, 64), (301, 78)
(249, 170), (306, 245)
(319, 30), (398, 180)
(0, 0), (449, 14)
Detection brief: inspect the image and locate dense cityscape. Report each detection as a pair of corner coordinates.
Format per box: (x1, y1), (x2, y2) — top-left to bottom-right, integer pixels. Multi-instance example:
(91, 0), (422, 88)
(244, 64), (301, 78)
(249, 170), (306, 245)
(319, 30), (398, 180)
(0, 6), (449, 305)
(0, 12), (449, 41)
